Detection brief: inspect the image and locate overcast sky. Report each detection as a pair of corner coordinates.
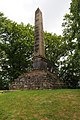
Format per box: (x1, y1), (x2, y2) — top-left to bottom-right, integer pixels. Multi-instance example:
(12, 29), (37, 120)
(0, 0), (71, 35)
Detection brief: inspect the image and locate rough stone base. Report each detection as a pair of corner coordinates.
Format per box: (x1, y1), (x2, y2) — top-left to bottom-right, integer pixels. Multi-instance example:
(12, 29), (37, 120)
(10, 70), (64, 90)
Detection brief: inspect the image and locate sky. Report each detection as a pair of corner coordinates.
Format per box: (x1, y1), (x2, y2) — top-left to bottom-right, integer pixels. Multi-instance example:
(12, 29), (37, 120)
(0, 0), (71, 35)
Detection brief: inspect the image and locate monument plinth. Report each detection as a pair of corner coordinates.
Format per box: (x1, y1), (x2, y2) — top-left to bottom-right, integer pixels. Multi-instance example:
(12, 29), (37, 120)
(10, 8), (64, 90)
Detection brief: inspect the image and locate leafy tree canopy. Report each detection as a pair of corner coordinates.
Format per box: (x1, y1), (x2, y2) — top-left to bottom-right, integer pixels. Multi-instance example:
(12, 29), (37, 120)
(60, 0), (80, 88)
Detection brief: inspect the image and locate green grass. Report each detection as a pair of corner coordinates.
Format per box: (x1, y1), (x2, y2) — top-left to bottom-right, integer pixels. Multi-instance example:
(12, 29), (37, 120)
(0, 89), (80, 120)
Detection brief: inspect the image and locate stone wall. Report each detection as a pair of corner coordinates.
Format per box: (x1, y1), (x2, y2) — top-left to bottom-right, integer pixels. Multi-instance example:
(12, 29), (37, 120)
(10, 70), (64, 90)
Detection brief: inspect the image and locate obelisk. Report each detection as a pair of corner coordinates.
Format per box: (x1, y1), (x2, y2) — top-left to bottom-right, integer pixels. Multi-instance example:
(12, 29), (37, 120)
(33, 8), (47, 69)
(10, 8), (63, 90)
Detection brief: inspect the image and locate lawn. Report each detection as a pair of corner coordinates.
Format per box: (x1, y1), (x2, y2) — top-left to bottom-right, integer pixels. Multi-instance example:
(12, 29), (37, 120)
(0, 89), (80, 120)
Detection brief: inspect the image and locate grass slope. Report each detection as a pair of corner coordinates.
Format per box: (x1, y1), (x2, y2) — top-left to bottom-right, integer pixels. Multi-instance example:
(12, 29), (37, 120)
(0, 89), (80, 120)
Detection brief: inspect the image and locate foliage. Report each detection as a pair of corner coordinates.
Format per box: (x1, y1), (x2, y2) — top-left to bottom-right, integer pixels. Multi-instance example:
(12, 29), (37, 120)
(45, 32), (62, 63)
(60, 0), (80, 88)
(45, 32), (64, 72)
(0, 13), (34, 89)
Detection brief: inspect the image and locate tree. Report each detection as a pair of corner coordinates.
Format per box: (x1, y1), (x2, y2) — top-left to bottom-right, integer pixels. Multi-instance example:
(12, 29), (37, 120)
(0, 12), (34, 89)
(45, 32), (64, 73)
(60, 0), (80, 88)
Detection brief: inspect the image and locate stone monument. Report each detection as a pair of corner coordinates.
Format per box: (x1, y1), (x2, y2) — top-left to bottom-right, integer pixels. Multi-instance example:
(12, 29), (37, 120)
(10, 8), (63, 89)
(33, 8), (47, 70)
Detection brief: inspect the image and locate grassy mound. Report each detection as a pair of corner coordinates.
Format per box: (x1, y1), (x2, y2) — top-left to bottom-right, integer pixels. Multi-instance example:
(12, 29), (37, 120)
(0, 89), (80, 120)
